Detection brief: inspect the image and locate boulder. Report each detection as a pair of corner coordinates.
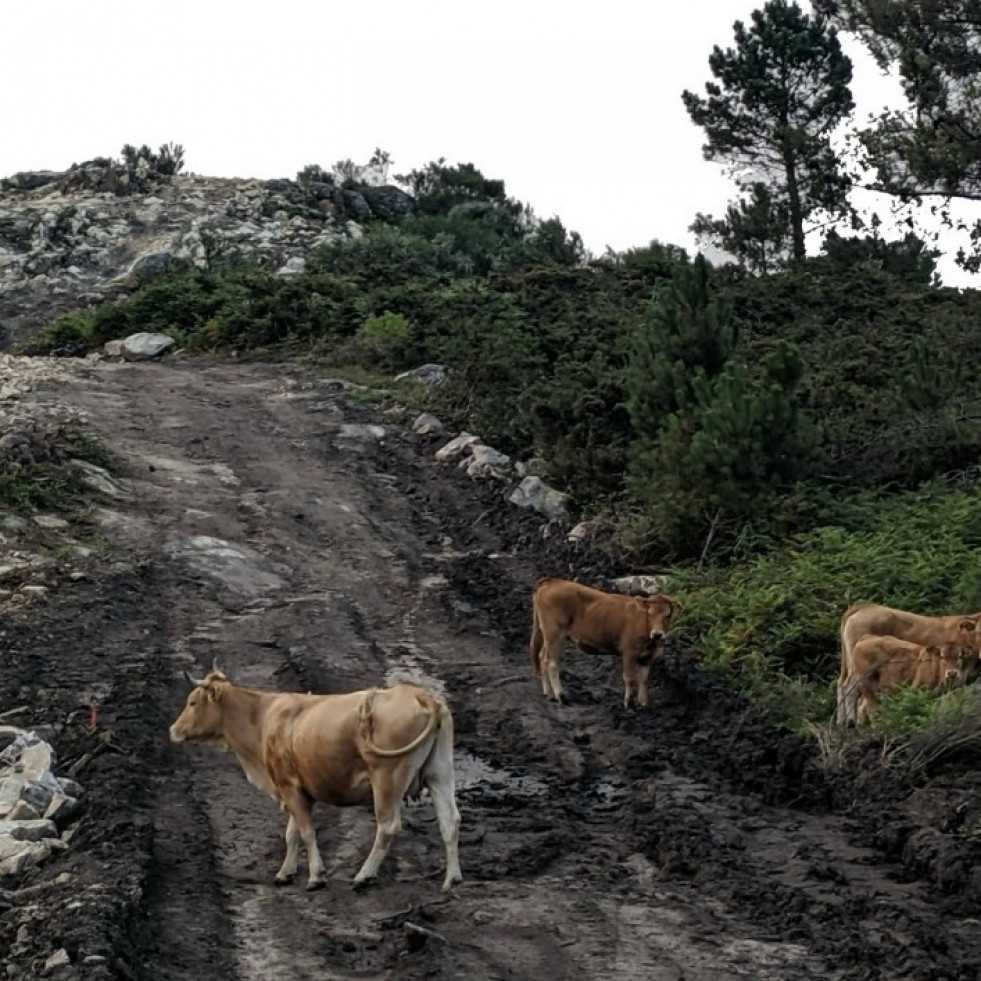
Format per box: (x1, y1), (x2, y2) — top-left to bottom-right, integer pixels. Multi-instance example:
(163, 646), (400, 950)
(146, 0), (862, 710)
(434, 433), (480, 463)
(360, 185), (415, 221)
(507, 476), (569, 521)
(120, 332), (175, 361)
(334, 424), (386, 453)
(462, 444), (511, 479)
(411, 413), (444, 437)
(610, 574), (668, 596)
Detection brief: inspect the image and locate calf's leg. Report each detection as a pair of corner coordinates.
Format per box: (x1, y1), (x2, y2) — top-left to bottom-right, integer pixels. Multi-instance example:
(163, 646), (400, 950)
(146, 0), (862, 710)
(542, 626), (566, 702)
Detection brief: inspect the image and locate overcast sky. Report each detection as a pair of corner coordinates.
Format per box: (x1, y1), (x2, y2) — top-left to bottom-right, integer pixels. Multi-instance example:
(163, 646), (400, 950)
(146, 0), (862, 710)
(5, 1), (979, 287)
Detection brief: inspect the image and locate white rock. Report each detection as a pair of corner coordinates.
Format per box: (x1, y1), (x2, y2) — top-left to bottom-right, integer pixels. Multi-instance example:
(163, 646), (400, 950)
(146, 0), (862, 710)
(71, 459), (123, 497)
(0, 836), (51, 875)
(507, 476), (570, 520)
(120, 332), (175, 361)
(411, 413), (444, 436)
(462, 444), (511, 479)
(610, 575), (668, 596)
(434, 433), (480, 463)
(44, 949), (71, 972)
(334, 424), (386, 452)
(395, 363), (447, 386)
(275, 256), (306, 276)
(31, 515), (69, 530)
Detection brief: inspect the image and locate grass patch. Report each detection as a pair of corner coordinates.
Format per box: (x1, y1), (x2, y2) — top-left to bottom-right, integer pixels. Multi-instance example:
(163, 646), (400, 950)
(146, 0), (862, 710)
(0, 428), (116, 515)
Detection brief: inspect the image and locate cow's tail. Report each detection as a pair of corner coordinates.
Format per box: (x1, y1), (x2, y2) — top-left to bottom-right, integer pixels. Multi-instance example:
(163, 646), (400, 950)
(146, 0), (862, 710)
(836, 604), (864, 726)
(359, 688), (441, 758)
(427, 696), (455, 776)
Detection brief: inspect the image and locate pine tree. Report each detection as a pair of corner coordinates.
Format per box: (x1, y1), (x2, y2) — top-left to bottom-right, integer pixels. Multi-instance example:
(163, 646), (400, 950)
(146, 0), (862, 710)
(683, 0), (854, 263)
(624, 256), (810, 559)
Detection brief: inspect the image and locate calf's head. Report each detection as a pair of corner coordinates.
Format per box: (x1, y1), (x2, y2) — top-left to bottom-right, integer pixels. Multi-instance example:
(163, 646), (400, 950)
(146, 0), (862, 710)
(635, 594), (678, 645)
(169, 664), (229, 745)
(928, 642), (981, 692)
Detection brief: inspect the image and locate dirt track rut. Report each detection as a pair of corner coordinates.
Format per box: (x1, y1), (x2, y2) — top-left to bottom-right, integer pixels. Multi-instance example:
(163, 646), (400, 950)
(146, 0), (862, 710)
(3, 358), (981, 981)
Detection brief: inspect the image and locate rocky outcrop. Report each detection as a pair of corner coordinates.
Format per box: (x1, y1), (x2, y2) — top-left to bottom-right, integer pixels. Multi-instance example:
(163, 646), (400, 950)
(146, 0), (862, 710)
(0, 729), (83, 877)
(0, 162), (418, 348)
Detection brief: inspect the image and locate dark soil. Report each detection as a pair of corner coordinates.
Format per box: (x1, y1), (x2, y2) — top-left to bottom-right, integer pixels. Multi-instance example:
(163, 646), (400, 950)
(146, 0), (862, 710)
(3, 357), (981, 980)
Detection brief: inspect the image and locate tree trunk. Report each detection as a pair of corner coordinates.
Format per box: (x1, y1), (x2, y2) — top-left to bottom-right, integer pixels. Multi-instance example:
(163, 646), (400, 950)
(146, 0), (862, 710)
(784, 151), (806, 260)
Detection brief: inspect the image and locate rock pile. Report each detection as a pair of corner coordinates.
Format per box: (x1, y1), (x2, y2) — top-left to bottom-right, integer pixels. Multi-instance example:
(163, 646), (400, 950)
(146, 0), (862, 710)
(0, 164), (417, 346)
(0, 729), (83, 877)
(424, 419), (571, 521)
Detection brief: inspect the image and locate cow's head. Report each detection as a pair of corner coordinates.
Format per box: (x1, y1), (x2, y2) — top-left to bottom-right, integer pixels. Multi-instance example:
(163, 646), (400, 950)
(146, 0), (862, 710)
(957, 616), (981, 640)
(169, 660), (230, 745)
(635, 594), (678, 645)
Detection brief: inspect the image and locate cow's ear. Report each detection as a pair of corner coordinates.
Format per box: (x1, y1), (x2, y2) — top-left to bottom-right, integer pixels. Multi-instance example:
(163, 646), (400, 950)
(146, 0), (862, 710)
(207, 681), (225, 703)
(959, 618), (978, 632)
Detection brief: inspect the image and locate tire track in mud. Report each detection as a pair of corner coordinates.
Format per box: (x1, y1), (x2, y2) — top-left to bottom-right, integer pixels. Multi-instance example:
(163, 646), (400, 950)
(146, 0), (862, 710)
(8, 357), (981, 981)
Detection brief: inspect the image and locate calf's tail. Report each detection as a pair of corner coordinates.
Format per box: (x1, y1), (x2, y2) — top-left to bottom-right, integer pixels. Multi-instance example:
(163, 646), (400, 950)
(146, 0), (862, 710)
(529, 598), (544, 675)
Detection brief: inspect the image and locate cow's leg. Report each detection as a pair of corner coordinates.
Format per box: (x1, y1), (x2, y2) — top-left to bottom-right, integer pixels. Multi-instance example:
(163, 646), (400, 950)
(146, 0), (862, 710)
(426, 754), (463, 890)
(353, 768), (406, 887)
(274, 814), (302, 885)
(636, 660), (652, 709)
(280, 787), (326, 891)
(541, 628), (565, 703)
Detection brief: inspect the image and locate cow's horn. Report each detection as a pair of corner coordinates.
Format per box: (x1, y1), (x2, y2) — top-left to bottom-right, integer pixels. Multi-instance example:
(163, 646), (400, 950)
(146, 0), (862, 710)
(211, 657), (225, 677)
(183, 669), (206, 687)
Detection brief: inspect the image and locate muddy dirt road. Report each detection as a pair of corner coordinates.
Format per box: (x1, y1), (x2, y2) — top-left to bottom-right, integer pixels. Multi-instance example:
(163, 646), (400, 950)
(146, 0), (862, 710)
(3, 358), (981, 980)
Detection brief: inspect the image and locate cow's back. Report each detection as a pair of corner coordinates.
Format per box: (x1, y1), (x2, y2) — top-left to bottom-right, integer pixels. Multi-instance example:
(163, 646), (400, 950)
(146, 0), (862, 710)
(852, 635), (925, 687)
(843, 604), (972, 657)
(535, 578), (644, 651)
(265, 691), (371, 807)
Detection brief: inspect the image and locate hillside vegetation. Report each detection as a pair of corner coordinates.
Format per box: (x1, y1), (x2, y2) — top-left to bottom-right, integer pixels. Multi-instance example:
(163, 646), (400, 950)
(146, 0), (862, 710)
(18, 156), (981, 731)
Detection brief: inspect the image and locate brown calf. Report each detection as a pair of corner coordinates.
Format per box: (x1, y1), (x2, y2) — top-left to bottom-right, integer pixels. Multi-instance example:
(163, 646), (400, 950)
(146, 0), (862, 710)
(529, 577), (678, 708)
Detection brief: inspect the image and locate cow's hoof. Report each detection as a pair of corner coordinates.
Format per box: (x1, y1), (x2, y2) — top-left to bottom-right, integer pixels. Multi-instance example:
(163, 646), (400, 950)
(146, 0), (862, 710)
(273, 874), (295, 887)
(351, 875), (376, 892)
(305, 878), (326, 892)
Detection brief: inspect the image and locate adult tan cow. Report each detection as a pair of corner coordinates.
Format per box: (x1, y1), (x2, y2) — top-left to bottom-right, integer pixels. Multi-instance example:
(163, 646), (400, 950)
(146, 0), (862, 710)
(529, 577), (679, 708)
(169, 665), (462, 892)
(835, 602), (981, 725)
(851, 635), (981, 725)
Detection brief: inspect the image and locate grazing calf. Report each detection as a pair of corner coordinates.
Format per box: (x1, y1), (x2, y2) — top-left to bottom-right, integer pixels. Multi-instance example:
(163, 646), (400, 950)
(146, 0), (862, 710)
(848, 635), (981, 725)
(169, 666), (462, 892)
(529, 577), (678, 708)
(835, 602), (981, 725)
